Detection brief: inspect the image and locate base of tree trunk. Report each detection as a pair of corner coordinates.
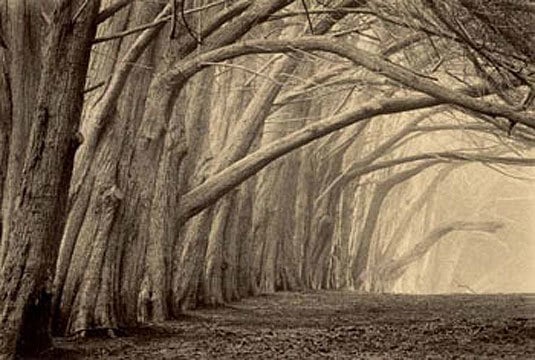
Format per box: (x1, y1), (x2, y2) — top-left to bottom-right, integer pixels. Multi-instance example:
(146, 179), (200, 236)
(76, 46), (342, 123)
(16, 290), (53, 357)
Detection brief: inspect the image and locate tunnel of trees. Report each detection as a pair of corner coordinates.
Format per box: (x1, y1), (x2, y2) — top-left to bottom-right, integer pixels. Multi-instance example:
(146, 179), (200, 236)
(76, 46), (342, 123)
(0, 0), (534, 358)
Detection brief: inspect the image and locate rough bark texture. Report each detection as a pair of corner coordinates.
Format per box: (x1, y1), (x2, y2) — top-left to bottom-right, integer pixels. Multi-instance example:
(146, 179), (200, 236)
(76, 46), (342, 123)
(54, 2), (164, 335)
(0, 0), (99, 357)
(0, 1), (45, 266)
(0, 0), (529, 352)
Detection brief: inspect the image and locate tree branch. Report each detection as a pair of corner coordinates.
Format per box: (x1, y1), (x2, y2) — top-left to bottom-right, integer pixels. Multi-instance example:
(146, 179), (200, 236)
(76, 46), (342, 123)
(315, 122), (495, 204)
(93, 0), (232, 44)
(380, 164), (461, 260)
(93, 16), (170, 44)
(72, 1), (254, 198)
(96, 0), (134, 24)
(176, 84), (531, 224)
(374, 220), (504, 283)
(162, 37), (535, 128)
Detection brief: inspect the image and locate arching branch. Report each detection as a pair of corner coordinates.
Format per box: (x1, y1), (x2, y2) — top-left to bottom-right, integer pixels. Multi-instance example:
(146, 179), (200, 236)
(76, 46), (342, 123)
(374, 221), (504, 283)
(177, 89), (534, 224)
(315, 122), (496, 203)
(162, 37), (535, 128)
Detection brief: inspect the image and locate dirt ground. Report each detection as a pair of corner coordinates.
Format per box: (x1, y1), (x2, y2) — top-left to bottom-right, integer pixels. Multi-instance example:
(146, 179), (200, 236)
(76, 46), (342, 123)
(39, 291), (535, 359)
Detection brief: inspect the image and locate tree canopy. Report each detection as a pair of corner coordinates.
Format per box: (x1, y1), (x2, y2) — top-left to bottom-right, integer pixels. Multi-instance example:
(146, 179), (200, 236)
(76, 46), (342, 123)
(0, 0), (533, 358)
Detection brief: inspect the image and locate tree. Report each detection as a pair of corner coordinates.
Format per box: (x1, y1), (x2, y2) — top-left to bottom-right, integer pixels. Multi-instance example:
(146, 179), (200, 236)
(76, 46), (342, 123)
(0, 0), (100, 357)
(0, 1), (533, 357)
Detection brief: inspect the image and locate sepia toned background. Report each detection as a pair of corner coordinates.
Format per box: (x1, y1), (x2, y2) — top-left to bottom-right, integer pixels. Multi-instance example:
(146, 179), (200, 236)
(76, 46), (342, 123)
(0, 0), (534, 358)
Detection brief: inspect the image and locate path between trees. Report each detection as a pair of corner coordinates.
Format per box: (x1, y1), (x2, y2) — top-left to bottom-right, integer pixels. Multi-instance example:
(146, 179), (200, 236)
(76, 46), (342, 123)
(44, 291), (535, 359)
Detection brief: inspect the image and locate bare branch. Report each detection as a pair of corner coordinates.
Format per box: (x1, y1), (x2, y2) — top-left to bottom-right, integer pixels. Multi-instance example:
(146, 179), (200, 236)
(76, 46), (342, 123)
(96, 0), (134, 24)
(177, 81), (528, 224)
(94, 0), (230, 44)
(380, 164), (462, 260)
(201, 61), (286, 85)
(180, 0), (202, 43)
(300, 0), (315, 34)
(72, 0), (90, 23)
(163, 37), (535, 128)
(315, 120), (497, 204)
(374, 221), (504, 283)
(93, 16), (169, 44)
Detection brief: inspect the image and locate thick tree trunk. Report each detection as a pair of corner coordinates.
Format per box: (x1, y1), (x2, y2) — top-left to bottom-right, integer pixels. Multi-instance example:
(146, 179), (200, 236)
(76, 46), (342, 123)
(0, 0), (99, 357)
(168, 68), (214, 315)
(203, 194), (237, 305)
(172, 209), (214, 312)
(333, 126), (370, 289)
(222, 186), (254, 300)
(0, 1), (45, 266)
(304, 149), (343, 289)
(293, 146), (315, 282)
(199, 63), (250, 306)
(58, 0), (295, 327)
(201, 53), (300, 303)
(252, 102), (305, 293)
(53, 2), (164, 335)
(234, 179), (258, 297)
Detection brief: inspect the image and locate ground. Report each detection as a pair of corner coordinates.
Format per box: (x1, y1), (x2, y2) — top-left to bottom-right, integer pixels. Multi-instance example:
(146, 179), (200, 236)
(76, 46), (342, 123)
(39, 291), (535, 359)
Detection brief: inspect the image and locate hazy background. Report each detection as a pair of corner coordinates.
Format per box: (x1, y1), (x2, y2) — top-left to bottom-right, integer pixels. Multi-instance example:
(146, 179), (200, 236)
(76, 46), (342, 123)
(397, 163), (535, 294)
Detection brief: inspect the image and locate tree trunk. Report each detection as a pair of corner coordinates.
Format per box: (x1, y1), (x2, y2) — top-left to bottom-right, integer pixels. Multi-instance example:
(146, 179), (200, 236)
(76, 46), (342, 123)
(234, 179), (258, 297)
(56, 0), (295, 328)
(352, 161), (441, 290)
(0, 1), (46, 266)
(168, 68), (215, 315)
(252, 102), (305, 293)
(0, 0), (99, 357)
(0, 46), (11, 237)
(53, 2), (164, 335)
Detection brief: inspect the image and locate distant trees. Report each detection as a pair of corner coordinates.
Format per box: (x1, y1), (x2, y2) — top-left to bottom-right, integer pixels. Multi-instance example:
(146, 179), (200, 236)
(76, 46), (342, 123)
(0, 0), (533, 358)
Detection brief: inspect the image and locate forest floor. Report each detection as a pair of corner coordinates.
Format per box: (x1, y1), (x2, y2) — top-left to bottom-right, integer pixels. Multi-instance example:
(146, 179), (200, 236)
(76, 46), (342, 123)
(42, 291), (535, 359)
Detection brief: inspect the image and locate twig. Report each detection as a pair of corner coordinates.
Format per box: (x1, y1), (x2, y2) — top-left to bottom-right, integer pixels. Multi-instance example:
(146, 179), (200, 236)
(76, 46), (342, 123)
(200, 61), (285, 86)
(72, 0), (90, 23)
(93, 17), (170, 44)
(83, 80), (107, 94)
(244, 55), (283, 86)
(301, 0), (315, 35)
(94, 0), (227, 44)
(181, 0), (202, 44)
(171, 0), (177, 39)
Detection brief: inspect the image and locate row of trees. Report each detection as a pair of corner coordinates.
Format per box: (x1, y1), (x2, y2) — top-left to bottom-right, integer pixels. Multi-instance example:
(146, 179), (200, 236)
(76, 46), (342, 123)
(0, 0), (533, 358)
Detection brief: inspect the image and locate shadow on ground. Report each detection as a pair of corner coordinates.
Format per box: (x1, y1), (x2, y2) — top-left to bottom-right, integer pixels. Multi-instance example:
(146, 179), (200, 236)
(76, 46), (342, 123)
(36, 291), (535, 359)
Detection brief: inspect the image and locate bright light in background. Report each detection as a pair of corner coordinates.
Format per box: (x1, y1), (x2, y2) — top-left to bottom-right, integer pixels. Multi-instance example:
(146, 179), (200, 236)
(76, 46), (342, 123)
(456, 165), (535, 294)
(397, 162), (535, 294)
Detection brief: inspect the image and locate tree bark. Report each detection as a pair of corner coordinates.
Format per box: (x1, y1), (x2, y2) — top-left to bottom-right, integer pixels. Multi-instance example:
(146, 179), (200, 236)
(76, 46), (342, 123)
(0, 1), (46, 266)
(53, 2), (164, 335)
(0, 0), (99, 357)
(0, 47), (11, 238)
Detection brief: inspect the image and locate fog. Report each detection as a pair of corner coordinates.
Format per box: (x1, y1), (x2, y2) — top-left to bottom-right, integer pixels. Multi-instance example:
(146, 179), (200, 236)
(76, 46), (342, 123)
(396, 163), (535, 294)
